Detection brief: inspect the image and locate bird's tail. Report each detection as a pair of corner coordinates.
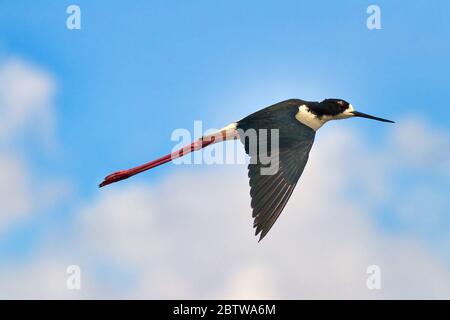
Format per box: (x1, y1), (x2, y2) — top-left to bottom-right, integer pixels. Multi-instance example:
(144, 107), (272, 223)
(99, 123), (239, 188)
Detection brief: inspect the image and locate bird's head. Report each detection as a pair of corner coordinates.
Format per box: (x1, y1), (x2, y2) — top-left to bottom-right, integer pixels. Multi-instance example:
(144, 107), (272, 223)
(320, 98), (394, 123)
(297, 99), (394, 130)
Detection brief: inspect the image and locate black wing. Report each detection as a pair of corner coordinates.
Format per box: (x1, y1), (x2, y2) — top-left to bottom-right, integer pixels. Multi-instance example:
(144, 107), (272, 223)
(237, 99), (316, 241)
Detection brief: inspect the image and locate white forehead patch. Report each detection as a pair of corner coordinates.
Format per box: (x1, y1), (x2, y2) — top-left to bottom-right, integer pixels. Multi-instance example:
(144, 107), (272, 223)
(295, 105), (330, 131)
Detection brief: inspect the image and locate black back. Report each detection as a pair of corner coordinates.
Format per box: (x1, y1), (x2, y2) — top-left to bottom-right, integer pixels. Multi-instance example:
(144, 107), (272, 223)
(237, 99), (316, 240)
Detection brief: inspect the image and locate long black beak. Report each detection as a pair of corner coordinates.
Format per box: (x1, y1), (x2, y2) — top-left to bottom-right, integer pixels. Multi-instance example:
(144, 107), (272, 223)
(351, 111), (394, 123)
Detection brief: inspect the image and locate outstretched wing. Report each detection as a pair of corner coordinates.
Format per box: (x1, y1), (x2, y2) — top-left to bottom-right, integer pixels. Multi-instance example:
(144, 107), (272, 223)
(237, 99), (316, 241)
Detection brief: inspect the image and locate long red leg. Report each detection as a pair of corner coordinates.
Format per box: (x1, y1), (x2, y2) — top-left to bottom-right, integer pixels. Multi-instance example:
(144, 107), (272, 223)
(99, 127), (239, 188)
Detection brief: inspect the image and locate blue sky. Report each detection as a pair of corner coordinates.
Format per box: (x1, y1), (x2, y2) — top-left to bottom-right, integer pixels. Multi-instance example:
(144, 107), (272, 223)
(2, 0), (449, 182)
(0, 1), (449, 298)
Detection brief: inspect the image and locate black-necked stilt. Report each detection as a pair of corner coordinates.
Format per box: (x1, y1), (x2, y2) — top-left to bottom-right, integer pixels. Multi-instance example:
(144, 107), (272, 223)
(100, 98), (394, 241)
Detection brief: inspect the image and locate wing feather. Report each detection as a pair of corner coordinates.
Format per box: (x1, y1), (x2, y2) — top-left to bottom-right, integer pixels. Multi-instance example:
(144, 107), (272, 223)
(237, 99), (316, 240)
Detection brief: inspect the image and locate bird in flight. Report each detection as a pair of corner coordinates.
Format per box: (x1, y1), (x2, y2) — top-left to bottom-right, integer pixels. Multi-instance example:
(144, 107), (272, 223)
(100, 99), (394, 241)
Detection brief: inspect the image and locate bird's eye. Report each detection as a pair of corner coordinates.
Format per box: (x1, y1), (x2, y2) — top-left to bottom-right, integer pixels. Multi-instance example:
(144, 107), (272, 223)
(337, 100), (348, 110)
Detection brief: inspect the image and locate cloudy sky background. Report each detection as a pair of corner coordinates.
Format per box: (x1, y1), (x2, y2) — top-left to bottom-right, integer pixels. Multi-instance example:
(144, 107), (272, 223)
(0, 0), (449, 298)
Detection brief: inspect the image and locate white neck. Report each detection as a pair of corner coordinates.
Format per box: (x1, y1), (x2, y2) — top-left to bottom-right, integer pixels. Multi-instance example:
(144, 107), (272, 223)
(295, 105), (331, 131)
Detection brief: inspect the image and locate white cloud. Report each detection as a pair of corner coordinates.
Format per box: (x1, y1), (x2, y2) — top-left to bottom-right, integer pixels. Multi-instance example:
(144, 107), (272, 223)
(0, 257), (83, 299)
(78, 186), (162, 267)
(0, 153), (33, 232)
(0, 154), (72, 233)
(1, 112), (449, 298)
(222, 264), (279, 299)
(67, 151), (450, 298)
(391, 118), (450, 176)
(0, 57), (68, 233)
(0, 57), (56, 145)
(15, 125), (450, 299)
